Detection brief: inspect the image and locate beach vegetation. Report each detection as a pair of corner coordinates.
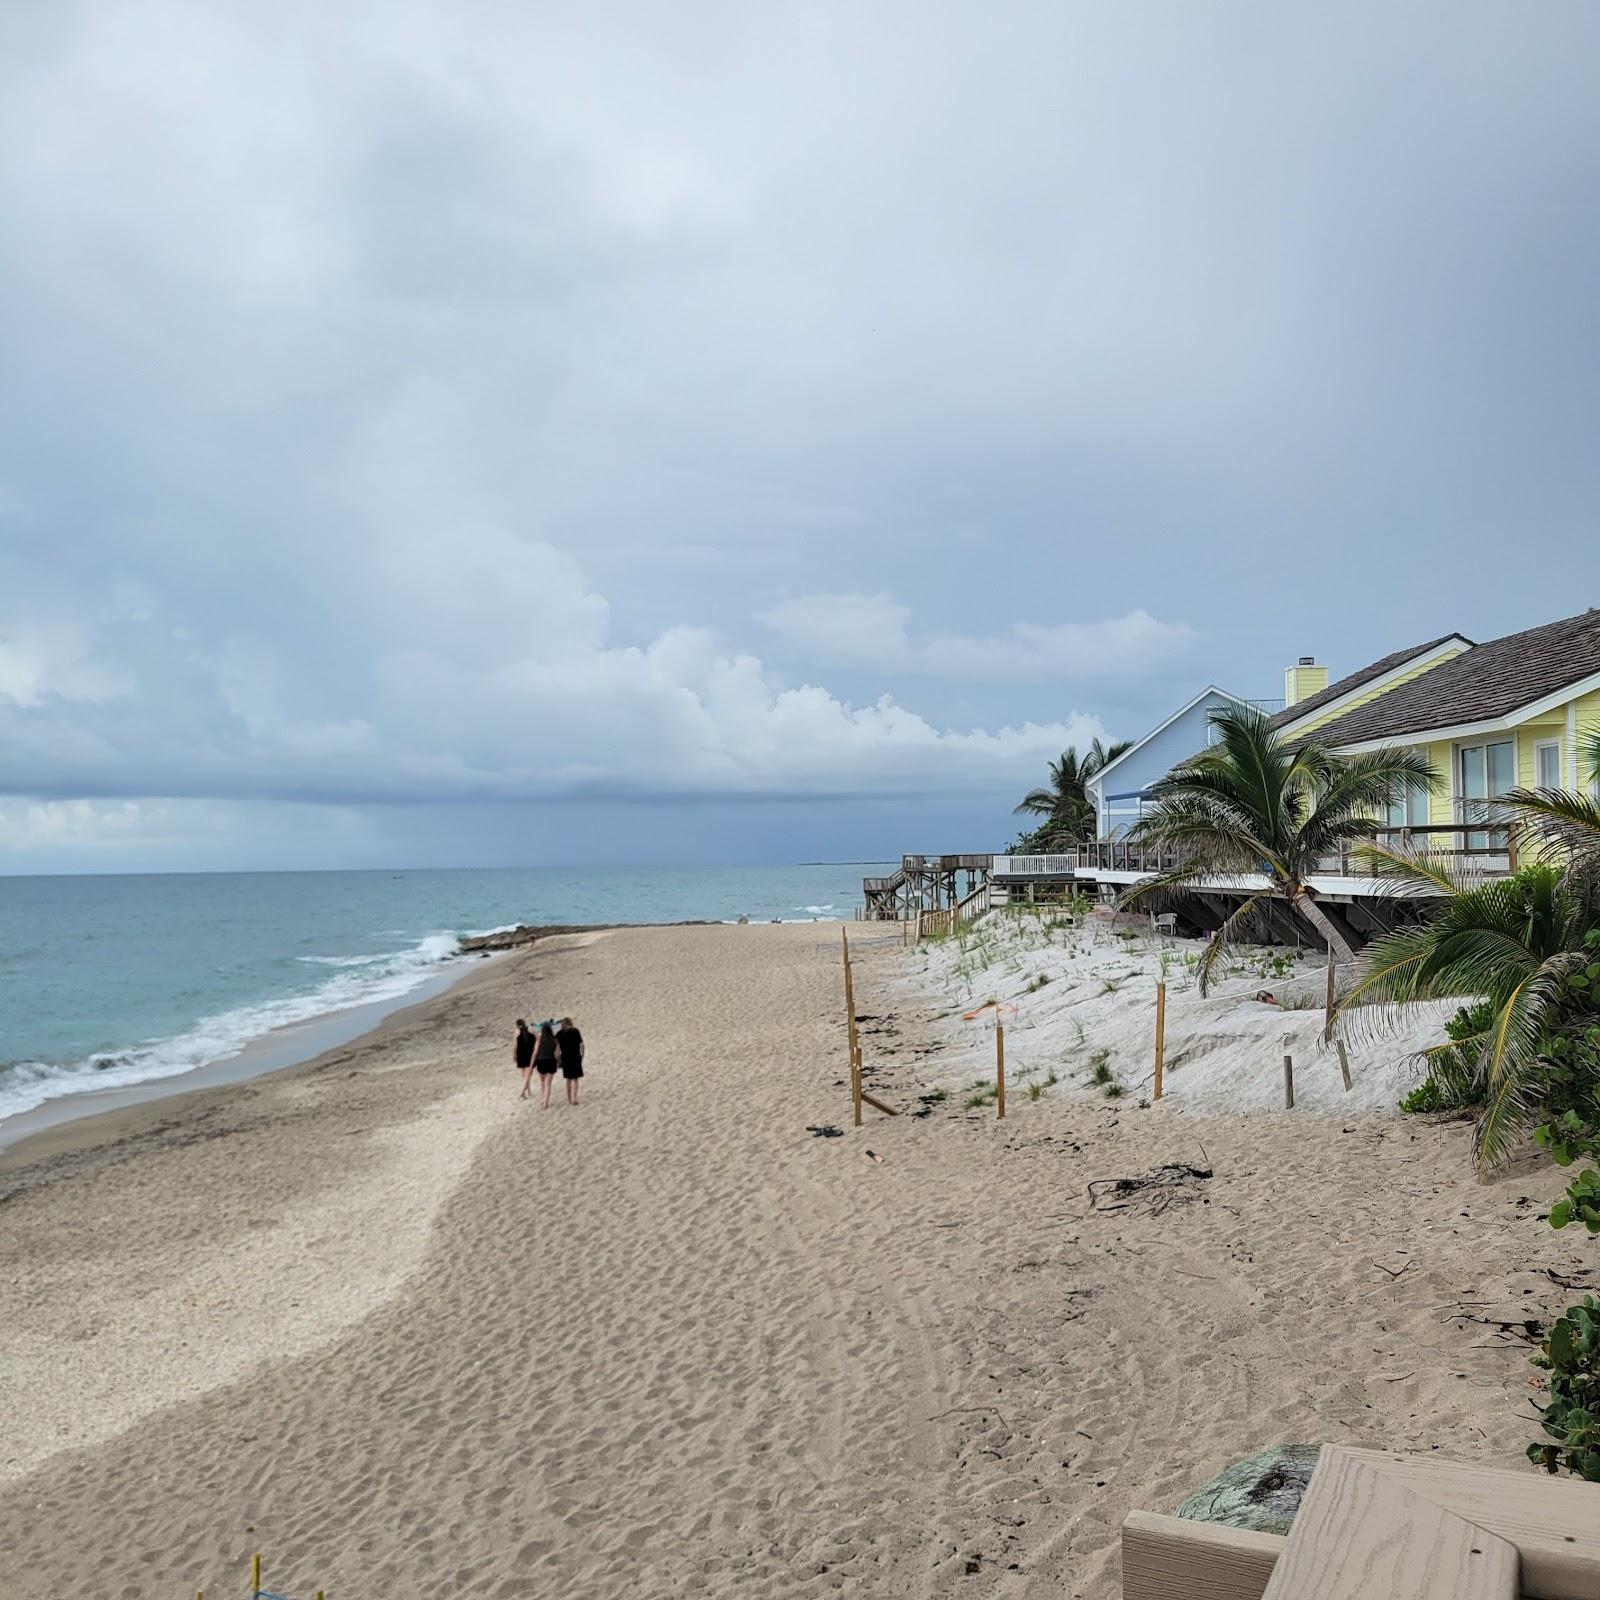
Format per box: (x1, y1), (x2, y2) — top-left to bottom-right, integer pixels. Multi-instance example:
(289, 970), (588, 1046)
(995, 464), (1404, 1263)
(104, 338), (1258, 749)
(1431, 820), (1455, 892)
(1122, 706), (1436, 992)
(1102, 1081), (1126, 1099)
(1342, 861), (1600, 1169)
(1089, 1050), (1113, 1085)
(1530, 1294), (1600, 1481)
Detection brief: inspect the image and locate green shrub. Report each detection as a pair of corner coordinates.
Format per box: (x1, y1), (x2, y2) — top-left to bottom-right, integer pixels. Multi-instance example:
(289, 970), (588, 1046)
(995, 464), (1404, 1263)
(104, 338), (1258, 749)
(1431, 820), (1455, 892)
(1398, 999), (1497, 1114)
(1529, 1295), (1600, 1481)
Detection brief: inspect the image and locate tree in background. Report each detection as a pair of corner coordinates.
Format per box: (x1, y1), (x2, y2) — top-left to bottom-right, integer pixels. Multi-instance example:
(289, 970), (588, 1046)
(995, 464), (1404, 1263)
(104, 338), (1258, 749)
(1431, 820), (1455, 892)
(1011, 737), (1133, 847)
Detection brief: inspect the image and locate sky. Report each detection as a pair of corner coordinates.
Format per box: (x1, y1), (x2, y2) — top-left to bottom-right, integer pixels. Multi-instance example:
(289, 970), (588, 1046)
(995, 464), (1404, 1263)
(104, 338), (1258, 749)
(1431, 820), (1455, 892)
(2, 2), (1598, 872)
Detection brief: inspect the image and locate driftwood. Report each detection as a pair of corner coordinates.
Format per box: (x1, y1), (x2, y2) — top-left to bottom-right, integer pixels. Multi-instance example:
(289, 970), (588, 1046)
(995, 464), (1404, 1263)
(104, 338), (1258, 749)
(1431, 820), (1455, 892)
(1087, 1162), (1214, 1215)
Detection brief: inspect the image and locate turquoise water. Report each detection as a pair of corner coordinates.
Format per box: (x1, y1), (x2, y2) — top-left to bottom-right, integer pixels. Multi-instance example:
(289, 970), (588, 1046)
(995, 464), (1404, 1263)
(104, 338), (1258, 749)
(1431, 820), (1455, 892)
(0, 865), (882, 1122)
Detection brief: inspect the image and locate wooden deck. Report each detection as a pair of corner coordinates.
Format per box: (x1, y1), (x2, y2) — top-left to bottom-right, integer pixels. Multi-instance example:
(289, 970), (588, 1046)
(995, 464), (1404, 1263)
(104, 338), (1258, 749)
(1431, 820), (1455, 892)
(1122, 1445), (1600, 1600)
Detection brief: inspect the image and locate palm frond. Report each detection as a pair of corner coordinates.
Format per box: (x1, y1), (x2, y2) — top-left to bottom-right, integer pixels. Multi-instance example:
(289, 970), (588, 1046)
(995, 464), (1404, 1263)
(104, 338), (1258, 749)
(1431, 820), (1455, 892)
(1471, 953), (1586, 1169)
(1352, 840), (1485, 899)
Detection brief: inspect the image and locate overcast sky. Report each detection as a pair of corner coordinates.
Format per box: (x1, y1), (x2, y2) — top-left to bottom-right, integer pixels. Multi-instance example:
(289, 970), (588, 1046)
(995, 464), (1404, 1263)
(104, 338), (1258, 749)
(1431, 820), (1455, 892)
(2, 2), (1598, 872)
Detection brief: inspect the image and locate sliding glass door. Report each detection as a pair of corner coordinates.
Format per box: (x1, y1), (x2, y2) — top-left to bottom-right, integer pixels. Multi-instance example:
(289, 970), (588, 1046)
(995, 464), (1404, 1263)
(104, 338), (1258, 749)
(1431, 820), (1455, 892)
(1459, 740), (1514, 851)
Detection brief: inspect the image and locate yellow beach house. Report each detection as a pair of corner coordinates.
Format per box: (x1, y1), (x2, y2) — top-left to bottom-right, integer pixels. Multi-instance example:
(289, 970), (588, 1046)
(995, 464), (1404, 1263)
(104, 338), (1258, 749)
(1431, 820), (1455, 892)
(1270, 606), (1600, 850)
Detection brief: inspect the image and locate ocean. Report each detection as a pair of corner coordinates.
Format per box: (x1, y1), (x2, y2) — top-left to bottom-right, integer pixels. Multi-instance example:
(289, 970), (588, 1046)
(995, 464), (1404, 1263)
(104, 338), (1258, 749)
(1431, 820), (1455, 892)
(0, 864), (883, 1126)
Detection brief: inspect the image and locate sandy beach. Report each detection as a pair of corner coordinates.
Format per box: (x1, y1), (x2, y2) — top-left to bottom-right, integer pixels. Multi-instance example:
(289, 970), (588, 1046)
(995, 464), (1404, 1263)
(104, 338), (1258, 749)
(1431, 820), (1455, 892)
(1, 920), (1594, 1600)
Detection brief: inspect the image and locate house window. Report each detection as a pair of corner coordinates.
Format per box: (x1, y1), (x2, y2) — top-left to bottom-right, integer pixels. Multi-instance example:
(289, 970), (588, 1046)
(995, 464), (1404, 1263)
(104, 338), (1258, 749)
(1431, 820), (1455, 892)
(1383, 748), (1430, 832)
(1458, 739), (1515, 851)
(1535, 739), (1562, 792)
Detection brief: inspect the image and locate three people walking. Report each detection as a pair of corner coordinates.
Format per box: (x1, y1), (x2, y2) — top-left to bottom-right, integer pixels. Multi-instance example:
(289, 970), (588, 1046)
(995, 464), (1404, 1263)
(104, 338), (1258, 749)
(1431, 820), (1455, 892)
(513, 1016), (584, 1107)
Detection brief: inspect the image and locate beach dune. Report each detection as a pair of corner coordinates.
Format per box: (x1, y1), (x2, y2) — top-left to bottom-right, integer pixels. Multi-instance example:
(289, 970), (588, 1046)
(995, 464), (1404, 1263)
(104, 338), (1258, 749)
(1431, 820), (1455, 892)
(0, 923), (1588, 1599)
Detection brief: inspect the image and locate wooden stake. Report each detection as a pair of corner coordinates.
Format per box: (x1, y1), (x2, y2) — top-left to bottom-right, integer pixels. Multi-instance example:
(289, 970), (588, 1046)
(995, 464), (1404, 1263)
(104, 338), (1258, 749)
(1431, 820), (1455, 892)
(1283, 1052), (1295, 1110)
(1336, 1037), (1353, 1092)
(1323, 958), (1337, 1045)
(860, 1090), (899, 1117)
(996, 1021), (1006, 1119)
(843, 928), (860, 1127)
(1153, 981), (1166, 1101)
(252, 1554), (261, 1594)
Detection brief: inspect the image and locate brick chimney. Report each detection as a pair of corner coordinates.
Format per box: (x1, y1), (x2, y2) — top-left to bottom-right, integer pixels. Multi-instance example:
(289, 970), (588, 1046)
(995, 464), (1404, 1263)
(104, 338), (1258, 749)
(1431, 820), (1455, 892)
(1284, 655), (1328, 707)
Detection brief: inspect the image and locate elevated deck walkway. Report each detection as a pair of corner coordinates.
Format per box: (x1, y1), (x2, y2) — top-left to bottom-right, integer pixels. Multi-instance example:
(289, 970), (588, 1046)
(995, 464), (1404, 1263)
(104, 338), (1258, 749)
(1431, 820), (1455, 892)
(862, 826), (1517, 950)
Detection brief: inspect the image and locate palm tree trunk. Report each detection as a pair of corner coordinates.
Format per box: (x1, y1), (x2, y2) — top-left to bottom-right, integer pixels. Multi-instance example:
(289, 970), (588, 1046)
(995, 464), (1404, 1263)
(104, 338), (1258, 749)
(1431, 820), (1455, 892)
(1287, 885), (1358, 963)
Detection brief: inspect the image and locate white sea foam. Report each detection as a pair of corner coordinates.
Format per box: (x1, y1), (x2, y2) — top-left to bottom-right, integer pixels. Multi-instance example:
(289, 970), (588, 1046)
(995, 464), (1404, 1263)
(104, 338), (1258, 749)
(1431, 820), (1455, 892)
(0, 930), (470, 1123)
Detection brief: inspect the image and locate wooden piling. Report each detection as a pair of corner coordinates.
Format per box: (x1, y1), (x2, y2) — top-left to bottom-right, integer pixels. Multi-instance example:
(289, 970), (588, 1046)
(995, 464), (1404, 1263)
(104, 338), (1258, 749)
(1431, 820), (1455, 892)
(1153, 981), (1166, 1101)
(1323, 958), (1337, 1044)
(1283, 1052), (1295, 1110)
(1336, 1037), (1353, 1092)
(996, 1021), (1006, 1119)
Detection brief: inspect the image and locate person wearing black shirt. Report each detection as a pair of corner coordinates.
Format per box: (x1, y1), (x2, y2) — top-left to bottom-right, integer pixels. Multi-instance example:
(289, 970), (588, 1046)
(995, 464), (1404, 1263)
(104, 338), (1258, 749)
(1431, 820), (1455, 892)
(513, 1019), (537, 1099)
(556, 1017), (585, 1105)
(533, 1020), (560, 1109)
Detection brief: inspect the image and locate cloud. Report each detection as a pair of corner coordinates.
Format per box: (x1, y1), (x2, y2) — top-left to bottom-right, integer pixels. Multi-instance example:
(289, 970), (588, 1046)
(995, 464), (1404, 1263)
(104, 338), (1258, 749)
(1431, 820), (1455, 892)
(1, 1), (1597, 867)
(761, 594), (1195, 683)
(758, 593), (912, 664)
(0, 529), (1106, 808)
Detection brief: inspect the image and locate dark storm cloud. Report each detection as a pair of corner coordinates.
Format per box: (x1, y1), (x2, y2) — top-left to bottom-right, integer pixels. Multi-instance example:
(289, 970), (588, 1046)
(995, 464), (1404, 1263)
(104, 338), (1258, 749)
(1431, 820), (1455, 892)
(1, 1), (1596, 867)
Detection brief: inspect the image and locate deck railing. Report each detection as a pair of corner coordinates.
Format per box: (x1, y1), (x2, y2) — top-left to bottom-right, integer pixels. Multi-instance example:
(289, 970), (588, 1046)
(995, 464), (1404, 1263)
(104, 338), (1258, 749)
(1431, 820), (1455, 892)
(1069, 823), (1518, 882)
(991, 853), (1079, 878)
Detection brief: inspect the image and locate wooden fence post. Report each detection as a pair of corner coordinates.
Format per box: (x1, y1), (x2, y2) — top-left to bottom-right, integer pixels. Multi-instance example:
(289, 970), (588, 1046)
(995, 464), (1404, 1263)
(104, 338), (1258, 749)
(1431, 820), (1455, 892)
(252, 1555), (262, 1596)
(1283, 1052), (1295, 1110)
(1153, 981), (1166, 1101)
(843, 928), (862, 1127)
(995, 1021), (1006, 1119)
(1336, 1038), (1353, 1092)
(1323, 958), (1337, 1045)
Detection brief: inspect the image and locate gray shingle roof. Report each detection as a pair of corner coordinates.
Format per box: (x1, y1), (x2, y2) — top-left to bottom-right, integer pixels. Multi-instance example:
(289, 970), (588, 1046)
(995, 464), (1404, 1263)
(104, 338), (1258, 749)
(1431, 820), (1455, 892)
(1302, 608), (1600, 747)
(1267, 635), (1464, 731)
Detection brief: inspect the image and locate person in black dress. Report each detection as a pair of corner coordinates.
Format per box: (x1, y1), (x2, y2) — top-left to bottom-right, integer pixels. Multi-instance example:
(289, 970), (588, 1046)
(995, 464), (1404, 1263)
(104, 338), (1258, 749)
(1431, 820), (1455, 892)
(533, 1020), (559, 1108)
(513, 1019), (537, 1099)
(556, 1017), (585, 1105)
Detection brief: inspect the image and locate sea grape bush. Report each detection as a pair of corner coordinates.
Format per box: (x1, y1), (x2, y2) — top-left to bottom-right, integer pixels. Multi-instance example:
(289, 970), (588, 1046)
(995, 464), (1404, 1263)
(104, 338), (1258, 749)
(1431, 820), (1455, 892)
(1529, 1295), (1600, 1482)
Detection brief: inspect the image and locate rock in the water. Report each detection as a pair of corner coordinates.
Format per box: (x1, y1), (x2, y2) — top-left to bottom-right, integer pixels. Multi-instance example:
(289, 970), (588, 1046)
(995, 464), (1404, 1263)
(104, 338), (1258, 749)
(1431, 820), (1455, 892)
(1174, 1446), (1322, 1535)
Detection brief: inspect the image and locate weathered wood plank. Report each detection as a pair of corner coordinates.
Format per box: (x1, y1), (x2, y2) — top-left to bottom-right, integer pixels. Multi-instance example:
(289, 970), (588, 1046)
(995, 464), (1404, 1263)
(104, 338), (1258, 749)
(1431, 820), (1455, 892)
(1125, 1449), (1600, 1600)
(1121, 1510), (1282, 1600)
(1261, 1446), (1516, 1600)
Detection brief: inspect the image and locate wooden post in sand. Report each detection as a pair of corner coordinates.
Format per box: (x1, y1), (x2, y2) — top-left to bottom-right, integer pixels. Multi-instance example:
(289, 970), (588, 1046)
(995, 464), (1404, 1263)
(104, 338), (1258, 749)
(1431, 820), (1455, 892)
(995, 1021), (1006, 1119)
(843, 928), (862, 1127)
(252, 1554), (261, 1596)
(1283, 1052), (1295, 1110)
(1153, 981), (1166, 1101)
(1336, 1037), (1353, 1092)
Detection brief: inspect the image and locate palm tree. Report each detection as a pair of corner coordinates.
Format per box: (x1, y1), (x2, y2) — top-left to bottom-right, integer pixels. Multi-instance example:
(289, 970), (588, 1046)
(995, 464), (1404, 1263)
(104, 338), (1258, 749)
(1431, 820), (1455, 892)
(1338, 857), (1596, 1168)
(1121, 706), (1435, 990)
(1499, 728), (1600, 892)
(1012, 739), (1134, 844)
(1335, 730), (1600, 1170)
